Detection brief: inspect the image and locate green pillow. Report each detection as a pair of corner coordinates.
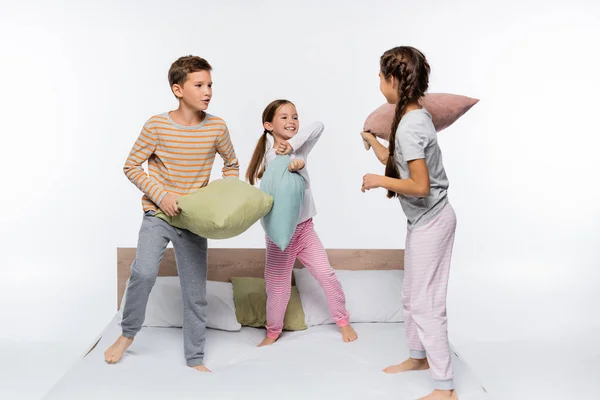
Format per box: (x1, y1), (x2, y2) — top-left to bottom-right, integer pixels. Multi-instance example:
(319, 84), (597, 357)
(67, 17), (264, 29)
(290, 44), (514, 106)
(230, 277), (307, 331)
(260, 155), (305, 251)
(156, 178), (273, 239)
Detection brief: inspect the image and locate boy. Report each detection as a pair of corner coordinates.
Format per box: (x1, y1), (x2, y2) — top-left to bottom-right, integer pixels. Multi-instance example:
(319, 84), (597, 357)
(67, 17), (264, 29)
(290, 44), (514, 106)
(104, 55), (239, 371)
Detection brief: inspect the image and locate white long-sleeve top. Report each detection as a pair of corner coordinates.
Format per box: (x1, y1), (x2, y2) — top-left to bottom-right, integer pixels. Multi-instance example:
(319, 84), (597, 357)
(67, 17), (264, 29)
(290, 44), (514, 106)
(265, 121), (324, 225)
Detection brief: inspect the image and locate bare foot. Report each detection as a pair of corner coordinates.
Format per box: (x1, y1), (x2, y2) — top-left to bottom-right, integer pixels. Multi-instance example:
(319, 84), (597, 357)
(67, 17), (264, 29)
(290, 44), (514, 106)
(418, 389), (458, 400)
(340, 325), (358, 342)
(191, 365), (211, 372)
(383, 357), (429, 373)
(258, 337), (277, 347)
(104, 335), (134, 364)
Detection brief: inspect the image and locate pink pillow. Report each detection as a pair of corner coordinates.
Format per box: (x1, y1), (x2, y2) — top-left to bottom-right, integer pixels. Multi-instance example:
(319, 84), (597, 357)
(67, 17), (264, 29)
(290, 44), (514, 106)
(363, 93), (479, 141)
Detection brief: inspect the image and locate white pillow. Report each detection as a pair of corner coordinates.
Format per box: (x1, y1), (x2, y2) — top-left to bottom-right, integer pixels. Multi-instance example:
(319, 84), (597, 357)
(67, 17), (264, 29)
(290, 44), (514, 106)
(293, 268), (404, 326)
(119, 277), (241, 332)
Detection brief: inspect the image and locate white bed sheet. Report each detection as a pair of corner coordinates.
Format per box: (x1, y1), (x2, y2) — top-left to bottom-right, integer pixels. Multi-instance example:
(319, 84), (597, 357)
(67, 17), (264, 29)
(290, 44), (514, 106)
(43, 314), (493, 400)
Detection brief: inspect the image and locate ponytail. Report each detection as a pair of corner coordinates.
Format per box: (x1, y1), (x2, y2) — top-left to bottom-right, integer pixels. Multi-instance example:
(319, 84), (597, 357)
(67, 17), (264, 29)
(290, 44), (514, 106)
(380, 46), (430, 199)
(384, 76), (409, 198)
(246, 130), (269, 186)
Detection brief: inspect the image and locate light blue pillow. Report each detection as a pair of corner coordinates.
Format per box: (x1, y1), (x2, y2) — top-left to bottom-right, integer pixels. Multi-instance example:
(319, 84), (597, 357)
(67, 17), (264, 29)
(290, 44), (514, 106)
(260, 155), (305, 251)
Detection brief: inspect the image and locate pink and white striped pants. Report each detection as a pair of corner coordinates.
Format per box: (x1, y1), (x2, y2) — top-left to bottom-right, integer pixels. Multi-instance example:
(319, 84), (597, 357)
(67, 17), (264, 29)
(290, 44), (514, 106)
(404, 203), (457, 391)
(265, 218), (350, 339)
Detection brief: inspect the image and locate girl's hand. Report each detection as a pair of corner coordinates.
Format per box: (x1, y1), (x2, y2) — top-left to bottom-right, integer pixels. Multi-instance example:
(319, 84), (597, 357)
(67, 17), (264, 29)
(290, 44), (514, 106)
(362, 174), (383, 192)
(289, 159), (305, 172)
(360, 131), (374, 150)
(276, 141), (293, 155)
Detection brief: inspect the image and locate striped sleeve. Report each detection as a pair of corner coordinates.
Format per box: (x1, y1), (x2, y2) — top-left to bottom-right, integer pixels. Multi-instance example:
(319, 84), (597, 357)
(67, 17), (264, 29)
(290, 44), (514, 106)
(123, 121), (169, 206)
(216, 124), (240, 178)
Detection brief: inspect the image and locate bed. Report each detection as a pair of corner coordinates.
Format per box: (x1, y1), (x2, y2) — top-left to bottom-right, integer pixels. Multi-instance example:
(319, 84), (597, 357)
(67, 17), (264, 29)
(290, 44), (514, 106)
(43, 248), (492, 400)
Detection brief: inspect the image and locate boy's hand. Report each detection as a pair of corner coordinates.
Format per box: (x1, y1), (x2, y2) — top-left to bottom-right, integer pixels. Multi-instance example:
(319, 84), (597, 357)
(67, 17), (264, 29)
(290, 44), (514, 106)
(276, 141), (293, 155)
(288, 159), (305, 172)
(159, 193), (180, 217)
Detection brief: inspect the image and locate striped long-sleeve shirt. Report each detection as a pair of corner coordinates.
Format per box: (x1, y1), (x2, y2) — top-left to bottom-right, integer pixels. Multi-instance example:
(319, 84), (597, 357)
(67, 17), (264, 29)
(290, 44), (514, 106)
(124, 112), (239, 212)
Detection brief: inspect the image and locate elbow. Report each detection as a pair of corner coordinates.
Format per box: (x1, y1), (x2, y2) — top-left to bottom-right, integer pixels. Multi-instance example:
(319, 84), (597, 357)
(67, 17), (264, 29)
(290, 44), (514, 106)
(311, 121), (325, 141)
(379, 155), (389, 165)
(417, 186), (430, 198)
(228, 158), (240, 169)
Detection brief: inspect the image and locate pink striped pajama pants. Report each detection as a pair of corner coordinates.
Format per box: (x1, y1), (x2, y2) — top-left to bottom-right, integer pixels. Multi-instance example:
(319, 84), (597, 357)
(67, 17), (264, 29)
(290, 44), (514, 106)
(404, 203), (457, 390)
(265, 218), (350, 339)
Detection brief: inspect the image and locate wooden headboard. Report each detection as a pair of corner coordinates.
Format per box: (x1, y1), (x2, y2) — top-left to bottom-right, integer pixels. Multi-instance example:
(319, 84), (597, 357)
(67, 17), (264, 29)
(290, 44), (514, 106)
(117, 247), (404, 309)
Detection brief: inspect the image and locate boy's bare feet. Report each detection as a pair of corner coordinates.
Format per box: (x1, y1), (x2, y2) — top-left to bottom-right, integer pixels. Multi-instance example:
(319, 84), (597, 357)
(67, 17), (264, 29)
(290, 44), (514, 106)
(104, 335), (134, 364)
(383, 357), (429, 373)
(258, 337), (277, 347)
(418, 390), (458, 400)
(191, 365), (211, 372)
(340, 325), (358, 342)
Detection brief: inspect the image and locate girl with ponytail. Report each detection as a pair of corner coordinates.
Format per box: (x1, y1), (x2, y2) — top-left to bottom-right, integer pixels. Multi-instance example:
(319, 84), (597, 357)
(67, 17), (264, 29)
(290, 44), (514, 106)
(248, 100), (356, 347)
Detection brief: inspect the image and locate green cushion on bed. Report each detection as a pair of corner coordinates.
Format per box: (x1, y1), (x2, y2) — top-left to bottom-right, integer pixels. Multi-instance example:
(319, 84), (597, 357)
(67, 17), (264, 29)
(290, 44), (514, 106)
(230, 277), (307, 331)
(155, 178), (273, 240)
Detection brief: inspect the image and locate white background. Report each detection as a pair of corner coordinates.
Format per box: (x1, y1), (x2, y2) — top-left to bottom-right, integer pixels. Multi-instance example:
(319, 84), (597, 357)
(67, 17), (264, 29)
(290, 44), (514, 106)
(1, 0), (599, 398)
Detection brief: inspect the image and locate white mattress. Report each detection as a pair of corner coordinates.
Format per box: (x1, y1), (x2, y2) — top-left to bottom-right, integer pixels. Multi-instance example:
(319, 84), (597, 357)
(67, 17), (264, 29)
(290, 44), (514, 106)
(43, 315), (493, 400)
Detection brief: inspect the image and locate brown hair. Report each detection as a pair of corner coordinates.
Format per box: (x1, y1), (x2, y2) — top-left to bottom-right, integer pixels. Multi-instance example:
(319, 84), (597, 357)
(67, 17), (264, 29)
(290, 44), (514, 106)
(246, 99), (294, 185)
(380, 46), (430, 198)
(168, 55), (212, 94)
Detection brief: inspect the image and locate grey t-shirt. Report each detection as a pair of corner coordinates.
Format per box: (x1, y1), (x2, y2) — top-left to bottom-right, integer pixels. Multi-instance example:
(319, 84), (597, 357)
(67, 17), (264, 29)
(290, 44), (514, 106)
(393, 108), (449, 228)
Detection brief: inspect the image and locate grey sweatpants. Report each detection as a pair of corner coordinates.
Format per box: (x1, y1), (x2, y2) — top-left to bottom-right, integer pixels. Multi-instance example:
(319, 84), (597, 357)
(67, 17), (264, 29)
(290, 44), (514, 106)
(121, 211), (208, 367)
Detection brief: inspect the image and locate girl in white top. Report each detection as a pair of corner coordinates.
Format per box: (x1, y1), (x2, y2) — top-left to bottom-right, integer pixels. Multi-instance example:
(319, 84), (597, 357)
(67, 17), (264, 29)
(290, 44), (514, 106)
(246, 99), (357, 346)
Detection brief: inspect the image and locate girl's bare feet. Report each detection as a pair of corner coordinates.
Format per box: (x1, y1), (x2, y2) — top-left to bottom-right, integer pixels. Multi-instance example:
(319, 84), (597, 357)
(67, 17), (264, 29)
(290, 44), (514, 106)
(418, 389), (458, 400)
(104, 335), (134, 364)
(383, 357), (429, 373)
(191, 365), (211, 372)
(258, 337), (277, 347)
(340, 325), (358, 342)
